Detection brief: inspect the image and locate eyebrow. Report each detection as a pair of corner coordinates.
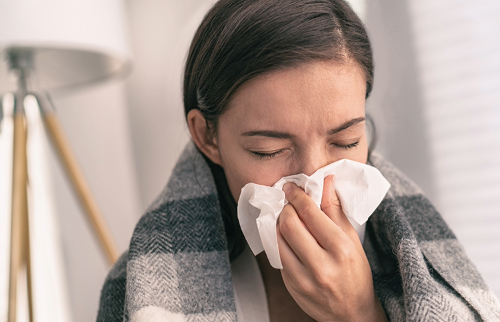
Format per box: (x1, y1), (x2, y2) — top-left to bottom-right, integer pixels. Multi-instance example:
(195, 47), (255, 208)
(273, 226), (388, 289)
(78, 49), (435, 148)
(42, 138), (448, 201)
(241, 130), (294, 139)
(327, 116), (365, 135)
(241, 116), (366, 138)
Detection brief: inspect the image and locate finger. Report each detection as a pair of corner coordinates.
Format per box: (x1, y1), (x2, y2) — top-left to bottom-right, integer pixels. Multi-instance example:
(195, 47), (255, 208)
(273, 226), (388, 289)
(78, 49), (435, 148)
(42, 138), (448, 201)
(321, 176), (355, 231)
(283, 182), (349, 251)
(321, 175), (363, 247)
(276, 218), (307, 271)
(279, 203), (325, 267)
(320, 175), (342, 219)
(277, 222), (314, 296)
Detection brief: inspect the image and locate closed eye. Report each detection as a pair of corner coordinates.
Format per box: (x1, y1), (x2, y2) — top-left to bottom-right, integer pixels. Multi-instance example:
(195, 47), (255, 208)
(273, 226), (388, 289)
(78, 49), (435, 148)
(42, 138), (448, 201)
(333, 141), (359, 150)
(251, 149), (284, 159)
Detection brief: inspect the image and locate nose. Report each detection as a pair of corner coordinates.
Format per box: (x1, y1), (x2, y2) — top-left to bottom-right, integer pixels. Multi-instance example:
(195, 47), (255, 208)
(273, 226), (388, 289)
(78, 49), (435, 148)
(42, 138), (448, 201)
(297, 148), (331, 176)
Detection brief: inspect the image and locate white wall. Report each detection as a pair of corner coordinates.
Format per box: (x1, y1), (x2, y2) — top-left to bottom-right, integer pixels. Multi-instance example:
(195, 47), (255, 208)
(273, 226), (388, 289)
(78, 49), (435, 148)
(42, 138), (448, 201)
(125, 0), (216, 210)
(365, 0), (437, 201)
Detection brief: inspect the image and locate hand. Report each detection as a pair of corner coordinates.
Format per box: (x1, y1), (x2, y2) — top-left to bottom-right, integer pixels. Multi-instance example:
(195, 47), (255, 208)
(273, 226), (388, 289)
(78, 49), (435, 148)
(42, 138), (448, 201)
(277, 175), (387, 322)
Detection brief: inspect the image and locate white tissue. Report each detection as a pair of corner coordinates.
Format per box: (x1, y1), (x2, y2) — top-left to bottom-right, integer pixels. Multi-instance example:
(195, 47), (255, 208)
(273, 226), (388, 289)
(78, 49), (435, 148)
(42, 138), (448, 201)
(237, 159), (391, 269)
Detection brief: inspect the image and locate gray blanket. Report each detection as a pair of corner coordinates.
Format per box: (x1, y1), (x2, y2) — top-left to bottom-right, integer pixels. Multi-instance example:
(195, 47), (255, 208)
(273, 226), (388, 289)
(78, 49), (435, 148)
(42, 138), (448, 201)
(97, 142), (500, 321)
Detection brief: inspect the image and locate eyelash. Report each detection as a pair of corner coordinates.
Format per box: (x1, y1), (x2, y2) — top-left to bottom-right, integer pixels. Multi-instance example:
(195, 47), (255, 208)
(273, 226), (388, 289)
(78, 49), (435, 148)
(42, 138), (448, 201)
(333, 141), (360, 150)
(251, 141), (359, 159)
(251, 150), (285, 159)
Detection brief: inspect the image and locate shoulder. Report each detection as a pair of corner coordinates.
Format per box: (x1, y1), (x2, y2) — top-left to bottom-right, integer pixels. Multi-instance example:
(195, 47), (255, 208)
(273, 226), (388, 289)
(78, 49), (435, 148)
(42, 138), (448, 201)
(367, 153), (500, 320)
(96, 251), (129, 322)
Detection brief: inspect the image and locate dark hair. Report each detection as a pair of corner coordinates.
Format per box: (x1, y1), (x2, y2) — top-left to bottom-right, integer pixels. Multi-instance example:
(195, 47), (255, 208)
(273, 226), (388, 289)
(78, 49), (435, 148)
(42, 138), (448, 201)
(184, 0), (374, 260)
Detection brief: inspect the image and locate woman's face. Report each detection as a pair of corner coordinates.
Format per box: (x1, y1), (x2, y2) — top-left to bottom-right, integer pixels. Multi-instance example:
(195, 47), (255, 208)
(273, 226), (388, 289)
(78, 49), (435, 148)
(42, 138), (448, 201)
(213, 60), (368, 201)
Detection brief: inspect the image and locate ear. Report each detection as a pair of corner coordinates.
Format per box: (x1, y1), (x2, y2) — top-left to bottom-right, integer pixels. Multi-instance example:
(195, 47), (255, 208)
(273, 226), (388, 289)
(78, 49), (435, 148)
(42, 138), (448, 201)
(187, 109), (223, 166)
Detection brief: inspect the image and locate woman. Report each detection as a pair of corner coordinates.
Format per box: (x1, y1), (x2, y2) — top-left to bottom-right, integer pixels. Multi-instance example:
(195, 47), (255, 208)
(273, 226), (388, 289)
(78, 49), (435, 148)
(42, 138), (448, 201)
(97, 0), (500, 321)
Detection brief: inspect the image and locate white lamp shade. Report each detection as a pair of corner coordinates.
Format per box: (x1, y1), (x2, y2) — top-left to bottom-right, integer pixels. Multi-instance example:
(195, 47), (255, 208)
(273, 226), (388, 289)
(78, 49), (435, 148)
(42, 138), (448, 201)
(0, 0), (132, 92)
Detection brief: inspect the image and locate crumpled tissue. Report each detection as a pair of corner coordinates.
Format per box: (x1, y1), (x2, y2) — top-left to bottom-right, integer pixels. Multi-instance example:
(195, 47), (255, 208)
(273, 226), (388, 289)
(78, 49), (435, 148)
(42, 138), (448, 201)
(237, 159), (391, 269)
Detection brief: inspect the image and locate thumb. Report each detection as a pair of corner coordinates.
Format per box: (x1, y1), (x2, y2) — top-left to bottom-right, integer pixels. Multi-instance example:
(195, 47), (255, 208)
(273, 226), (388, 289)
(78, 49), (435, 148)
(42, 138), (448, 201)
(320, 175), (342, 217)
(320, 175), (357, 238)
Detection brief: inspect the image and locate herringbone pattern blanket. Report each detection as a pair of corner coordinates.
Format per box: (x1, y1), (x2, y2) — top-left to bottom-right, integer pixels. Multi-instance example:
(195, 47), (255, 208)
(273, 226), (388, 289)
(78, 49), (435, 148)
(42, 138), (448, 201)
(97, 142), (500, 321)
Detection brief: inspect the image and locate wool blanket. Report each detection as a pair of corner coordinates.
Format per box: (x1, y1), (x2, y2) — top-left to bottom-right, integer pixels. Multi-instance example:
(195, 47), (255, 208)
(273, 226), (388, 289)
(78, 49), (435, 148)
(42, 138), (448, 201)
(97, 142), (500, 321)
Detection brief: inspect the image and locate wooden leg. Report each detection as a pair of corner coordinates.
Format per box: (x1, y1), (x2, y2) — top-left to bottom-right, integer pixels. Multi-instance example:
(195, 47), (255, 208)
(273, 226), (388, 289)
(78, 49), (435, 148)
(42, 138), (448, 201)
(8, 112), (29, 322)
(24, 184), (34, 322)
(41, 110), (119, 265)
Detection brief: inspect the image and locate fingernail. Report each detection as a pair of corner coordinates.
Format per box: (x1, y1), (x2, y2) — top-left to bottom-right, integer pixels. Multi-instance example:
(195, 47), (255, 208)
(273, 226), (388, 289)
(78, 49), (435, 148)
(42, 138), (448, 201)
(325, 175), (335, 197)
(283, 183), (293, 195)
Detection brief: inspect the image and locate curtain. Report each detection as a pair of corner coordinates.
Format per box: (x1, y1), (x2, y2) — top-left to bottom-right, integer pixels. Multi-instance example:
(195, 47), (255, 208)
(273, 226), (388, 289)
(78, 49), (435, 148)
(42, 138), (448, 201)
(409, 0), (500, 298)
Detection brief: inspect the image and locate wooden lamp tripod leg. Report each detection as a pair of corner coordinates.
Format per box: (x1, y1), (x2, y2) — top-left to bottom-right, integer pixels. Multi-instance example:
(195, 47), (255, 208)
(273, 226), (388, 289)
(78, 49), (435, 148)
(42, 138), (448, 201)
(33, 93), (119, 265)
(8, 94), (33, 322)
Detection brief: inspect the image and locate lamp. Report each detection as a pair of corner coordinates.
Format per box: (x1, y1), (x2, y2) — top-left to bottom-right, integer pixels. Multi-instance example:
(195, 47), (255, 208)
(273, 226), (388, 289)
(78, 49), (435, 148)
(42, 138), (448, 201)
(0, 0), (132, 321)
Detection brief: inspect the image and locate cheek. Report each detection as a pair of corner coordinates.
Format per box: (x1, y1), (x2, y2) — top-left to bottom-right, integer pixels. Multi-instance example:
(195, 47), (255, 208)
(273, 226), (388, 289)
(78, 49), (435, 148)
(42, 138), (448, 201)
(221, 157), (286, 202)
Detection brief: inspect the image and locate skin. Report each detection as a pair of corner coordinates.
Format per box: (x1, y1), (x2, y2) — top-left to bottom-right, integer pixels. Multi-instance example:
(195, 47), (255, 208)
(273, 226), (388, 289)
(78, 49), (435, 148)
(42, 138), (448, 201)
(188, 60), (387, 321)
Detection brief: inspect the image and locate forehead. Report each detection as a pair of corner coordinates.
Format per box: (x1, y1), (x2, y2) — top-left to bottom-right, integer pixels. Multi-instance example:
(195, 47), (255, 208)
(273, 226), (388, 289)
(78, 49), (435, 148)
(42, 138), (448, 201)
(221, 60), (367, 134)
